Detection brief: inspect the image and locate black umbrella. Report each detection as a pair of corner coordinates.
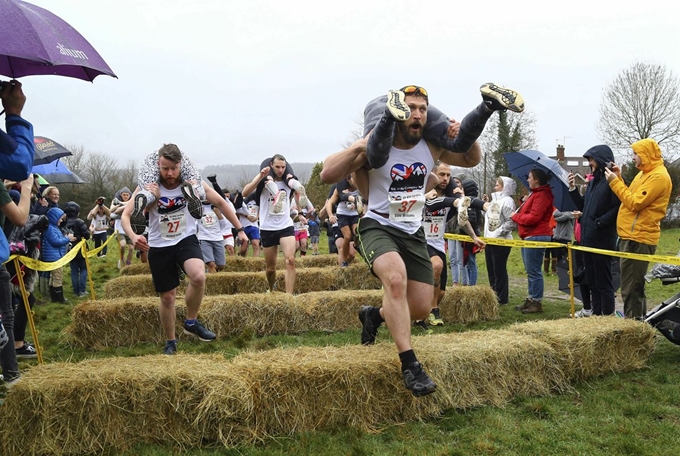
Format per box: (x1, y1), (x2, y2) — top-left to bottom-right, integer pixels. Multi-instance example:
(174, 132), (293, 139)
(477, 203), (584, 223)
(33, 136), (73, 165)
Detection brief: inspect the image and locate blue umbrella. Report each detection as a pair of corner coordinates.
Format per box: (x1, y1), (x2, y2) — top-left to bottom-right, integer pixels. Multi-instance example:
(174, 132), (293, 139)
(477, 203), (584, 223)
(503, 149), (577, 211)
(32, 159), (86, 184)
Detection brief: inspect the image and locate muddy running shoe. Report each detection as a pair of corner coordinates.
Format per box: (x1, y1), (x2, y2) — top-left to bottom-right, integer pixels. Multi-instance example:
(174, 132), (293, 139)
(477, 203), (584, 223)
(183, 320), (216, 341)
(457, 196), (471, 225)
(359, 306), (380, 345)
(386, 90), (410, 121)
(297, 185), (309, 209)
(355, 195), (365, 215)
(480, 83), (525, 113)
(130, 193), (148, 235)
(181, 183), (203, 219)
(402, 361), (437, 397)
(428, 308), (444, 326)
(163, 340), (177, 355)
(271, 189), (287, 214)
(413, 320), (433, 335)
(487, 201), (502, 231)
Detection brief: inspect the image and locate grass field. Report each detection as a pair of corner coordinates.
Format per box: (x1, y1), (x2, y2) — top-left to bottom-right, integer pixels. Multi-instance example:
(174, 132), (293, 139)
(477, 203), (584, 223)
(4, 229), (680, 455)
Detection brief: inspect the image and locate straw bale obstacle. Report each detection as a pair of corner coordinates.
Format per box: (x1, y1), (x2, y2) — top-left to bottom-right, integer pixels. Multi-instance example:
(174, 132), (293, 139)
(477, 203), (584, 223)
(66, 286), (499, 348)
(103, 263), (381, 298)
(119, 254), (340, 276)
(0, 318), (655, 455)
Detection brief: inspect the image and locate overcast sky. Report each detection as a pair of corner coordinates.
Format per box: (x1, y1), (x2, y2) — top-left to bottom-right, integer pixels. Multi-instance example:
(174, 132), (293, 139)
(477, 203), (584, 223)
(16, 0), (680, 169)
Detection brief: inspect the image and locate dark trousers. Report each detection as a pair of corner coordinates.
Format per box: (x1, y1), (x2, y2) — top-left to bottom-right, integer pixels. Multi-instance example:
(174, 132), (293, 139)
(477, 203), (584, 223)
(0, 265), (18, 378)
(619, 239), (656, 319)
(573, 248), (591, 310)
(485, 245), (512, 304)
(13, 292), (35, 342)
(70, 257), (88, 295)
(93, 232), (108, 256)
(583, 251), (616, 315)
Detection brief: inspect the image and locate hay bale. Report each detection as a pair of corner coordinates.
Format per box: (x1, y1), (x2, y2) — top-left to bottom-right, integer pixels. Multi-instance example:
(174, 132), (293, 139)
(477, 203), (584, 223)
(508, 317), (657, 382)
(1, 321), (655, 454)
(66, 292), (385, 348)
(0, 355), (255, 455)
(119, 262), (150, 276)
(68, 288), (498, 349)
(103, 264), (381, 299)
(119, 254), (341, 276)
(440, 286), (499, 323)
(230, 332), (566, 436)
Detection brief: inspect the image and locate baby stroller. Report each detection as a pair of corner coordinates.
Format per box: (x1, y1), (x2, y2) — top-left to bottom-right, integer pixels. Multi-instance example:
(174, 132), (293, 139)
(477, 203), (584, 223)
(643, 253), (680, 345)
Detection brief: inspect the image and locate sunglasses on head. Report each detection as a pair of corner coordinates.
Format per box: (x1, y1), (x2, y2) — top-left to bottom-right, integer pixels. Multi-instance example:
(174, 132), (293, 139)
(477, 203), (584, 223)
(401, 85), (428, 98)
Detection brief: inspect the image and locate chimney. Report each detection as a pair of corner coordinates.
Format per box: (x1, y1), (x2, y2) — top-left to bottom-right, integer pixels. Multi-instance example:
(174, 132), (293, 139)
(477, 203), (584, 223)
(556, 144), (565, 161)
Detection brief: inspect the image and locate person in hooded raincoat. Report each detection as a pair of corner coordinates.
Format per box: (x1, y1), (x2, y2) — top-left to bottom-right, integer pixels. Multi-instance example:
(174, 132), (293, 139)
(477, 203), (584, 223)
(483, 176), (517, 306)
(605, 138), (672, 319)
(569, 145), (620, 316)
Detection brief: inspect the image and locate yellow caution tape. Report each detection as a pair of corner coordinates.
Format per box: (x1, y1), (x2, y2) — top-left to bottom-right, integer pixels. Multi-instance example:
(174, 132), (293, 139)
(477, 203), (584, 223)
(443, 233), (680, 265)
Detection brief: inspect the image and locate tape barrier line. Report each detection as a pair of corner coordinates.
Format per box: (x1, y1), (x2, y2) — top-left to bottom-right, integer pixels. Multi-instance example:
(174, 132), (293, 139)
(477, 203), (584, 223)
(443, 233), (680, 265)
(4, 232), (118, 270)
(85, 232), (117, 258)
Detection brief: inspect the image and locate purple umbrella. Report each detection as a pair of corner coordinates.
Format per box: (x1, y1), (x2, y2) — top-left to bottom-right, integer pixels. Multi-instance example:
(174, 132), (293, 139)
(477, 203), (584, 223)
(0, 0), (117, 81)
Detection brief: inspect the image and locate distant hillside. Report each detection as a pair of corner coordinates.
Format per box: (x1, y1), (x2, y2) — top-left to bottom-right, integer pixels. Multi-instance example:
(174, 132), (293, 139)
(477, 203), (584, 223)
(200, 163), (318, 192)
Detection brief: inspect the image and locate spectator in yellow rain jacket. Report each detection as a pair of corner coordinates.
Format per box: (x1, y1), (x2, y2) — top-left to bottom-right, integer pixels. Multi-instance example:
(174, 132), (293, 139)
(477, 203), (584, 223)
(605, 138), (671, 319)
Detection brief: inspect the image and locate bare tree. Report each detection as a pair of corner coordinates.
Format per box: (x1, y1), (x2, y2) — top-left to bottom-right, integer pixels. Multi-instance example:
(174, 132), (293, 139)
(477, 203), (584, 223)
(62, 143), (88, 175)
(598, 62), (680, 159)
(477, 111), (537, 195)
(85, 153), (119, 198)
(340, 113), (365, 149)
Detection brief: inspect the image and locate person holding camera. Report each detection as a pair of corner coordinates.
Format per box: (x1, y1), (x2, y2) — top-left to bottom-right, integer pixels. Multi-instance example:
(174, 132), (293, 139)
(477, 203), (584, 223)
(568, 145), (620, 316)
(605, 138), (672, 319)
(1, 79), (35, 388)
(88, 196), (110, 258)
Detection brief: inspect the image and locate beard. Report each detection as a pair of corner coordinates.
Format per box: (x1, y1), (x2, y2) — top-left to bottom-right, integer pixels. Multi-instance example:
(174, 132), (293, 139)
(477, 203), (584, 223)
(397, 121), (423, 146)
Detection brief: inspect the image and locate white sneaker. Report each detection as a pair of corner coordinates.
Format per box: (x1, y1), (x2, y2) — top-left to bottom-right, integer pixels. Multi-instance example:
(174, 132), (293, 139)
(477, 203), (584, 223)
(457, 197), (471, 225)
(574, 308), (592, 318)
(355, 195), (365, 215)
(487, 201), (502, 231)
(297, 185), (308, 209)
(271, 190), (287, 214)
(386, 90), (410, 121)
(480, 82), (525, 113)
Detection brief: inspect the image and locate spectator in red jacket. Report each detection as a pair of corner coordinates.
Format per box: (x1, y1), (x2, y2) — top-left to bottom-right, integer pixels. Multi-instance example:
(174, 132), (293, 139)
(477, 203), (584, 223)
(511, 168), (554, 314)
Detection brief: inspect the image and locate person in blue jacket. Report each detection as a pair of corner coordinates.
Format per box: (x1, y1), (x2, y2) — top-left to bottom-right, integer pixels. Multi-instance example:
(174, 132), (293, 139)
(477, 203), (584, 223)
(0, 79), (35, 388)
(42, 207), (75, 303)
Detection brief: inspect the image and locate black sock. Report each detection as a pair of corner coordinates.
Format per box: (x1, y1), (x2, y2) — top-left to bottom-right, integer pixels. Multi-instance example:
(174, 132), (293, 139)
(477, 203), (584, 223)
(399, 349), (418, 371)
